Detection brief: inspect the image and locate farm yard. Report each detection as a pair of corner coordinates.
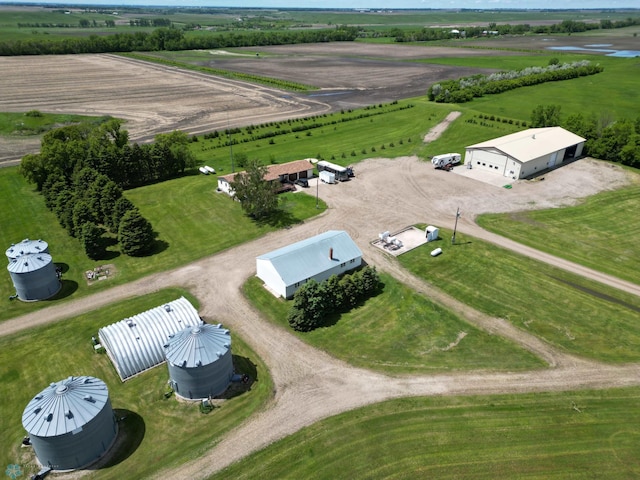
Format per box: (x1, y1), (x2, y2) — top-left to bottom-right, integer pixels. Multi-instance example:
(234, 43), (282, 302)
(2, 9), (640, 479)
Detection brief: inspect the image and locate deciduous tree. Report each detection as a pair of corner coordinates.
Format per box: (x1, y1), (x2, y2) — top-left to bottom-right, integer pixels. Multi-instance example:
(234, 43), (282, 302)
(229, 158), (278, 220)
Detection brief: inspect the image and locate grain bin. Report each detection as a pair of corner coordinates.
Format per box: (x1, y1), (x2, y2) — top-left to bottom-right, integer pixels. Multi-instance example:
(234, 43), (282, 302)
(5, 238), (49, 261)
(7, 253), (60, 301)
(22, 376), (117, 471)
(165, 323), (233, 400)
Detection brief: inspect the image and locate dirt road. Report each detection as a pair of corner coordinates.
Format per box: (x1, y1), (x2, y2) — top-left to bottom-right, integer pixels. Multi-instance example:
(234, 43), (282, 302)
(3, 149), (639, 478)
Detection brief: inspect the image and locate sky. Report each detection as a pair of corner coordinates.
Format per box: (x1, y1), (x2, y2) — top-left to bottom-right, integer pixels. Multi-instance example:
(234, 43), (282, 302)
(6, 0), (640, 9)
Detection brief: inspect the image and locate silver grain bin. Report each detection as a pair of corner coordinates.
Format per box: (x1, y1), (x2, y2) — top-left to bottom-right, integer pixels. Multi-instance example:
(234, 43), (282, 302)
(21, 376), (117, 471)
(165, 323), (233, 400)
(7, 253), (60, 301)
(5, 238), (49, 261)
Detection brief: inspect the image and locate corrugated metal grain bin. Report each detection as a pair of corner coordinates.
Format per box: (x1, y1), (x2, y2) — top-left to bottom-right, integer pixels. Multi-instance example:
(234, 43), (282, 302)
(165, 323), (233, 400)
(7, 253), (60, 301)
(22, 376), (117, 471)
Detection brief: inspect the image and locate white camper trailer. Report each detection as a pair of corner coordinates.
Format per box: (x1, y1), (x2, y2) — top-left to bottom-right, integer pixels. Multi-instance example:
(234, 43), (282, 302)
(431, 153), (461, 169)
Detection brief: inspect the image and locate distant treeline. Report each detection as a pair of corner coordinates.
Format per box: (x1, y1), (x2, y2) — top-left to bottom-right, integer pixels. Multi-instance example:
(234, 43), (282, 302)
(390, 17), (640, 42)
(17, 18), (170, 28)
(0, 25), (359, 56)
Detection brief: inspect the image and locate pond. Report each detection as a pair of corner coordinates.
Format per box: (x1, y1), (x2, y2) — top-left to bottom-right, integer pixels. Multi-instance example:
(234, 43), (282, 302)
(547, 44), (640, 57)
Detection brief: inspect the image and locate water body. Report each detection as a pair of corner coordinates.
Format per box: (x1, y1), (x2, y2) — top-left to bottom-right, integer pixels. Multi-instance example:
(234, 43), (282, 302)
(547, 45), (640, 57)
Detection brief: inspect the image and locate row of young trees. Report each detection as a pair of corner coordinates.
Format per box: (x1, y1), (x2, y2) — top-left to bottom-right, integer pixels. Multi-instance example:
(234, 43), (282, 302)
(0, 25), (360, 56)
(288, 266), (382, 332)
(531, 104), (640, 168)
(428, 60), (603, 104)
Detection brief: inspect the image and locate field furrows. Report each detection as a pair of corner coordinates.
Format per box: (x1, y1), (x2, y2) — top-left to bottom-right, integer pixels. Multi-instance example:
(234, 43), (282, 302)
(0, 54), (331, 145)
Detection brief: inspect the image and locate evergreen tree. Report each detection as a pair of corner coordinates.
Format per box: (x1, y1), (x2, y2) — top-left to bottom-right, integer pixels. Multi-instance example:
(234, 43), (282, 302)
(118, 209), (154, 256)
(81, 222), (105, 260)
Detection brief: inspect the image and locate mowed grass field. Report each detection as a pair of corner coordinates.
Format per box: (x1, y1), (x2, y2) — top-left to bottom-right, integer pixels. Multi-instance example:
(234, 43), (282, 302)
(398, 227), (640, 363)
(0, 288), (272, 480)
(243, 274), (545, 373)
(477, 185), (640, 285)
(213, 388), (640, 479)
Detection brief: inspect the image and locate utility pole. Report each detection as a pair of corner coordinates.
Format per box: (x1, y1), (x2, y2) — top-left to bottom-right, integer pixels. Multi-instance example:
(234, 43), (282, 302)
(316, 174), (319, 208)
(451, 207), (461, 244)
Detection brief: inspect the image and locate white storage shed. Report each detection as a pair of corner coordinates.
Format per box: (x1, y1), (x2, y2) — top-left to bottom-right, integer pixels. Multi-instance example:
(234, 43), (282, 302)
(256, 230), (363, 299)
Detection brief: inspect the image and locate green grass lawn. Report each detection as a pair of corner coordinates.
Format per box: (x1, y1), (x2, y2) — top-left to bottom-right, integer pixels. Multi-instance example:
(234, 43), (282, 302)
(243, 273), (545, 373)
(0, 167), (326, 323)
(191, 99), (458, 171)
(0, 288), (272, 480)
(398, 227), (640, 363)
(477, 185), (640, 285)
(213, 387), (640, 479)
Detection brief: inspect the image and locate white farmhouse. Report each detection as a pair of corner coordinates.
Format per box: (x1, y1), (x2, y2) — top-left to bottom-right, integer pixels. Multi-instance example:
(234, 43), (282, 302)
(256, 230), (363, 299)
(465, 127), (585, 180)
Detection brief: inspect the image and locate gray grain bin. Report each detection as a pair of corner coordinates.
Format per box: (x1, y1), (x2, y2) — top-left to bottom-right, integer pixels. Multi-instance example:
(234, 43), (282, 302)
(7, 253), (60, 301)
(6, 238), (49, 261)
(22, 376), (117, 471)
(165, 323), (233, 400)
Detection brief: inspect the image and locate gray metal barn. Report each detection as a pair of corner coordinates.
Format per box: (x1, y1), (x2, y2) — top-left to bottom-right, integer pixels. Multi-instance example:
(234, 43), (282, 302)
(5, 238), (49, 261)
(7, 253), (60, 301)
(165, 323), (233, 400)
(22, 376), (117, 471)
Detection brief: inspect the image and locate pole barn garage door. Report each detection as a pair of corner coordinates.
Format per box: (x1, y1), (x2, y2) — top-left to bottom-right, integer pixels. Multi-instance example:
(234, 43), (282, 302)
(468, 150), (508, 175)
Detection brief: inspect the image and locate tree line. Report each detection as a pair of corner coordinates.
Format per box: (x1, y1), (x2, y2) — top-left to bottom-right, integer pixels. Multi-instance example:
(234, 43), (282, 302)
(390, 17), (640, 42)
(530, 106), (640, 168)
(0, 25), (359, 56)
(428, 60), (603, 104)
(288, 266), (382, 332)
(19, 120), (196, 258)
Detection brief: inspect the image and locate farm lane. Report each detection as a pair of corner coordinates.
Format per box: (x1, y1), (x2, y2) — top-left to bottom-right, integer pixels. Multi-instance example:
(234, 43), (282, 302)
(3, 154), (640, 478)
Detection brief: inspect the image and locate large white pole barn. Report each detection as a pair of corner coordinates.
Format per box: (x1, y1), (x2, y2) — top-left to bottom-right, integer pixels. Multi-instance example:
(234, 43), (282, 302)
(465, 127), (585, 180)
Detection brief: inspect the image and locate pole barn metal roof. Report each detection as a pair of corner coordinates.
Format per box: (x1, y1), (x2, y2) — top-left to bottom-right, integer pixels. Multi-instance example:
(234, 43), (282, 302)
(98, 297), (202, 381)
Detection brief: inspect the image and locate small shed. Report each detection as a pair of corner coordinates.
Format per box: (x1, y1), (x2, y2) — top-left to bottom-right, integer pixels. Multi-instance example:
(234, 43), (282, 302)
(164, 323), (233, 400)
(425, 226), (439, 242)
(7, 253), (60, 301)
(22, 376), (117, 471)
(256, 230), (363, 299)
(6, 238), (49, 261)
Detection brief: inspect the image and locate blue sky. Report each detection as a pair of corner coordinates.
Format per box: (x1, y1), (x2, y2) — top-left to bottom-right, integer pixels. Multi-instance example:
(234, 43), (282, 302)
(7, 0), (640, 8)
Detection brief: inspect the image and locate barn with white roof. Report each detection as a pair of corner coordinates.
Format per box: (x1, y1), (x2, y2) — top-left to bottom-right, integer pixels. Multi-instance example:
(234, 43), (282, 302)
(464, 127), (585, 180)
(256, 230), (362, 299)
